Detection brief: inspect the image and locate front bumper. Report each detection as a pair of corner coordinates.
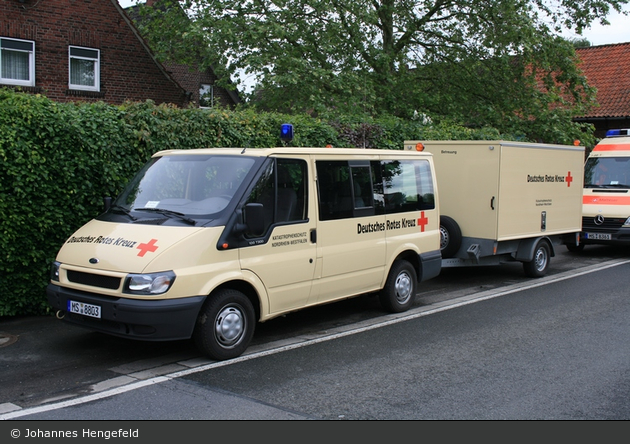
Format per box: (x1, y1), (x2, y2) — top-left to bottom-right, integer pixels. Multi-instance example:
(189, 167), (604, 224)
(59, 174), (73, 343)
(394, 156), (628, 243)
(47, 284), (205, 341)
(580, 216), (630, 246)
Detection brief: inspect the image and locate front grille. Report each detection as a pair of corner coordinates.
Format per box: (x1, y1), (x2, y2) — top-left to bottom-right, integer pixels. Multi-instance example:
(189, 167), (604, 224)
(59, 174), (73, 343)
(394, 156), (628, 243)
(67, 270), (121, 290)
(582, 216), (626, 231)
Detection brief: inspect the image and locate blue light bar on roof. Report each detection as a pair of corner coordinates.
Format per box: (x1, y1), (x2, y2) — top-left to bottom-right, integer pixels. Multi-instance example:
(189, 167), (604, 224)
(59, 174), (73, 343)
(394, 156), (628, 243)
(280, 123), (294, 142)
(606, 129), (630, 137)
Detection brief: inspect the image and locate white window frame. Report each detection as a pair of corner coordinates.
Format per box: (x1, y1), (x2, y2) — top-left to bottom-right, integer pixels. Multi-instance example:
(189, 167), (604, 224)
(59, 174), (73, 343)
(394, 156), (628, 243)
(68, 46), (100, 91)
(199, 83), (214, 108)
(0, 37), (35, 87)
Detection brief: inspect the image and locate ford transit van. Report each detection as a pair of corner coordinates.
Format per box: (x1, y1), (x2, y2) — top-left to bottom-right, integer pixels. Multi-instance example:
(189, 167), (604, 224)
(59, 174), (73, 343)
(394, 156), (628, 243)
(47, 147), (442, 360)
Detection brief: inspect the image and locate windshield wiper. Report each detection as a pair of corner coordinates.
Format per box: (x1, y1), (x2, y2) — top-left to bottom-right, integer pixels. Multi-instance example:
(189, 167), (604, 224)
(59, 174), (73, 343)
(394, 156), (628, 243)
(135, 208), (197, 225)
(109, 204), (137, 221)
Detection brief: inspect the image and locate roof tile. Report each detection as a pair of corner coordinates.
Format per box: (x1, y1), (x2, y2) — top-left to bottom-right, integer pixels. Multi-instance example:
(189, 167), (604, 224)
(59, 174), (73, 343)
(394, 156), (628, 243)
(576, 42), (630, 118)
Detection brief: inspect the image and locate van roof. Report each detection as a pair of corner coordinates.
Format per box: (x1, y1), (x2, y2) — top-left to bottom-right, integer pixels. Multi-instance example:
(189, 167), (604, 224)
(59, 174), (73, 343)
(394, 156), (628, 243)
(152, 147), (433, 158)
(404, 139), (584, 151)
(591, 135), (630, 153)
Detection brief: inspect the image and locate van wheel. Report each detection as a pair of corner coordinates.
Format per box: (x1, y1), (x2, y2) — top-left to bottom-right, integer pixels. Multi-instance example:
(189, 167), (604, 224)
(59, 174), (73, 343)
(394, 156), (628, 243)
(193, 289), (255, 361)
(379, 260), (417, 313)
(440, 216), (462, 258)
(523, 240), (551, 278)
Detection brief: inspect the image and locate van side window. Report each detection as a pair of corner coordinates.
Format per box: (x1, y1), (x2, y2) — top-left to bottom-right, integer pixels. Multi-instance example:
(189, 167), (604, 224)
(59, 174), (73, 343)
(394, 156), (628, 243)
(317, 159), (434, 220)
(317, 160), (378, 220)
(245, 158), (307, 237)
(382, 159), (435, 213)
(351, 165), (373, 208)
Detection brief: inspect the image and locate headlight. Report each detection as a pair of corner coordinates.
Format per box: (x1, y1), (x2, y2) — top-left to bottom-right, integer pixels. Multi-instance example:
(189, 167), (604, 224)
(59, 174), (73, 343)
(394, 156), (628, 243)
(50, 261), (61, 282)
(123, 271), (176, 295)
(623, 217), (630, 227)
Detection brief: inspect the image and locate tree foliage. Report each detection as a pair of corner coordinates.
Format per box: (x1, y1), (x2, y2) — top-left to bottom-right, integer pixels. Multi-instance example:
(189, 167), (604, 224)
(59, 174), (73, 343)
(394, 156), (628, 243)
(134, 0), (627, 143)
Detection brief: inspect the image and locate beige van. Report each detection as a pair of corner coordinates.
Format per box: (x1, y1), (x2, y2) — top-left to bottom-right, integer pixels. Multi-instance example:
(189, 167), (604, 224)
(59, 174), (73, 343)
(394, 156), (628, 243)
(47, 147), (442, 360)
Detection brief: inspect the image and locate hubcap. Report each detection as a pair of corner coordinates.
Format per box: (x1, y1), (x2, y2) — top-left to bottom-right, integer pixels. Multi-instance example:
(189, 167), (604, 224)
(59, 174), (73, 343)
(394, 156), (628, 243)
(440, 227), (449, 250)
(395, 272), (412, 304)
(534, 248), (548, 271)
(214, 305), (245, 348)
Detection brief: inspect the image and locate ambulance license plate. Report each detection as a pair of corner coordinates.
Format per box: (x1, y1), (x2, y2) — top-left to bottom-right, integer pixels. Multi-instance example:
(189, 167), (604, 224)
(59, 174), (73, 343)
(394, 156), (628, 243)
(68, 300), (101, 319)
(585, 232), (612, 240)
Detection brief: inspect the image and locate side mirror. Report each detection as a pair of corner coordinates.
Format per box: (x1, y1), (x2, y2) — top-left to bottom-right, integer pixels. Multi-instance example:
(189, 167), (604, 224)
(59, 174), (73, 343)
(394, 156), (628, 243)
(103, 196), (112, 212)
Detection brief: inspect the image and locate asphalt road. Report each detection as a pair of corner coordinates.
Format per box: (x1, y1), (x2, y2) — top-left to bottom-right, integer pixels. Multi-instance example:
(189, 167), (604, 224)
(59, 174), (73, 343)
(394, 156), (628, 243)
(1, 244), (629, 420)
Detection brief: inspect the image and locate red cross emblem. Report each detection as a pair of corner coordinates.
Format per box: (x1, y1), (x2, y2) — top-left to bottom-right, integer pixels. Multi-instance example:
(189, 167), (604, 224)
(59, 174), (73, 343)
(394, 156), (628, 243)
(566, 171), (573, 187)
(418, 211), (429, 232)
(137, 238), (159, 257)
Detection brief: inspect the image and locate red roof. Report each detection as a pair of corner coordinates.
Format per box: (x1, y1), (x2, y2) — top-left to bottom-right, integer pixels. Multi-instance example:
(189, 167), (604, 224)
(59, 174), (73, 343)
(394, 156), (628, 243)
(576, 42), (630, 118)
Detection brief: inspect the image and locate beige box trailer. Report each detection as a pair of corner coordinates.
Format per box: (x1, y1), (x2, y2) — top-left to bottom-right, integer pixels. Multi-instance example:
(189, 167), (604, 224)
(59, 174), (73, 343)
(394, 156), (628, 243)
(404, 140), (584, 276)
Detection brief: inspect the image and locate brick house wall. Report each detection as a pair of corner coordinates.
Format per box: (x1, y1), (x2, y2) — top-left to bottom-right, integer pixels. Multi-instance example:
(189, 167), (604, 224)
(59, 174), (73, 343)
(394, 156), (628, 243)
(162, 61), (240, 108)
(0, 0), (189, 106)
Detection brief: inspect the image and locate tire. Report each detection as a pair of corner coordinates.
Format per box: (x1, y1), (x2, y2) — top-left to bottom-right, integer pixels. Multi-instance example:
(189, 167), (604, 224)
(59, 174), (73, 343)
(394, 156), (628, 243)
(439, 216), (462, 258)
(379, 260), (417, 313)
(193, 289), (255, 361)
(523, 240), (551, 278)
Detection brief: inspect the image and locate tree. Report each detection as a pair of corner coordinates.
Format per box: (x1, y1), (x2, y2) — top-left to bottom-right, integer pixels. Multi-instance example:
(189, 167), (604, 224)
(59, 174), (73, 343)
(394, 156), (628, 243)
(136, 0), (628, 144)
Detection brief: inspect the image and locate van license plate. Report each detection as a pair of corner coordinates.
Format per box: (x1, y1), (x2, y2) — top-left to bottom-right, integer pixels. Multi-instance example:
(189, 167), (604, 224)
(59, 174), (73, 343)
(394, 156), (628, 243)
(585, 232), (612, 240)
(68, 300), (101, 319)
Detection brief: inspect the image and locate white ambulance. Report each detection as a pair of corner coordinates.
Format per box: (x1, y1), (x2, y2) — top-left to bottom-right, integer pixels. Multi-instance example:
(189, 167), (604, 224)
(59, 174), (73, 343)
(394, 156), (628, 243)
(579, 129), (630, 249)
(404, 140), (584, 276)
(47, 147), (442, 360)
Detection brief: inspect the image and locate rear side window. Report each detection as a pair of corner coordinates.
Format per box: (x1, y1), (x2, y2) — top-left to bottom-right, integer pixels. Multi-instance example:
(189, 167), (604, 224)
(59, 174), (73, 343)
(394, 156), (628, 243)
(317, 160), (377, 220)
(381, 159), (435, 214)
(316, 158), (434, 221)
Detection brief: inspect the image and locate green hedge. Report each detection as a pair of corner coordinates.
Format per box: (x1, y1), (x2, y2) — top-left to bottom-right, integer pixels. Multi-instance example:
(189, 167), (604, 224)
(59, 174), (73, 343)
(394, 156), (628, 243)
(0, 88), (504, 317)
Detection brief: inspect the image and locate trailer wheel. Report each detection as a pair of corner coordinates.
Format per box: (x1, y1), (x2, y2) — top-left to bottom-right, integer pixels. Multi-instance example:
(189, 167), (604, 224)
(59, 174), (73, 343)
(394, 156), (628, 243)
(379, 260), (417, 313)
(440, 216), (462, 258)
(193, 289), (255, 361)
(523, 240), (551, 278)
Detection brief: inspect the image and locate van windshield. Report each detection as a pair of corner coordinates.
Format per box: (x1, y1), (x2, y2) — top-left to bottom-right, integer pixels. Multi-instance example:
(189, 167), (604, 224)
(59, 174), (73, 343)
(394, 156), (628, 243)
(584, 157), (630, 188)
(113, 154), (256, 219)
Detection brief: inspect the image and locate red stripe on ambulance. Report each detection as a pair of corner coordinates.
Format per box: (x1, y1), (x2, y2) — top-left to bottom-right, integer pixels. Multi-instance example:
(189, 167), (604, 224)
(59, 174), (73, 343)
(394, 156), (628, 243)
(583, 195), (630, 205)
(592, 143), (630, 152)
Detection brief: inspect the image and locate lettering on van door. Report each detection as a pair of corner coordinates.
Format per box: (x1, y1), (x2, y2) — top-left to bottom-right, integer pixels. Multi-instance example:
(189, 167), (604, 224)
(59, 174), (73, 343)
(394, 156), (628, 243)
(271, 232), (308, 247)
